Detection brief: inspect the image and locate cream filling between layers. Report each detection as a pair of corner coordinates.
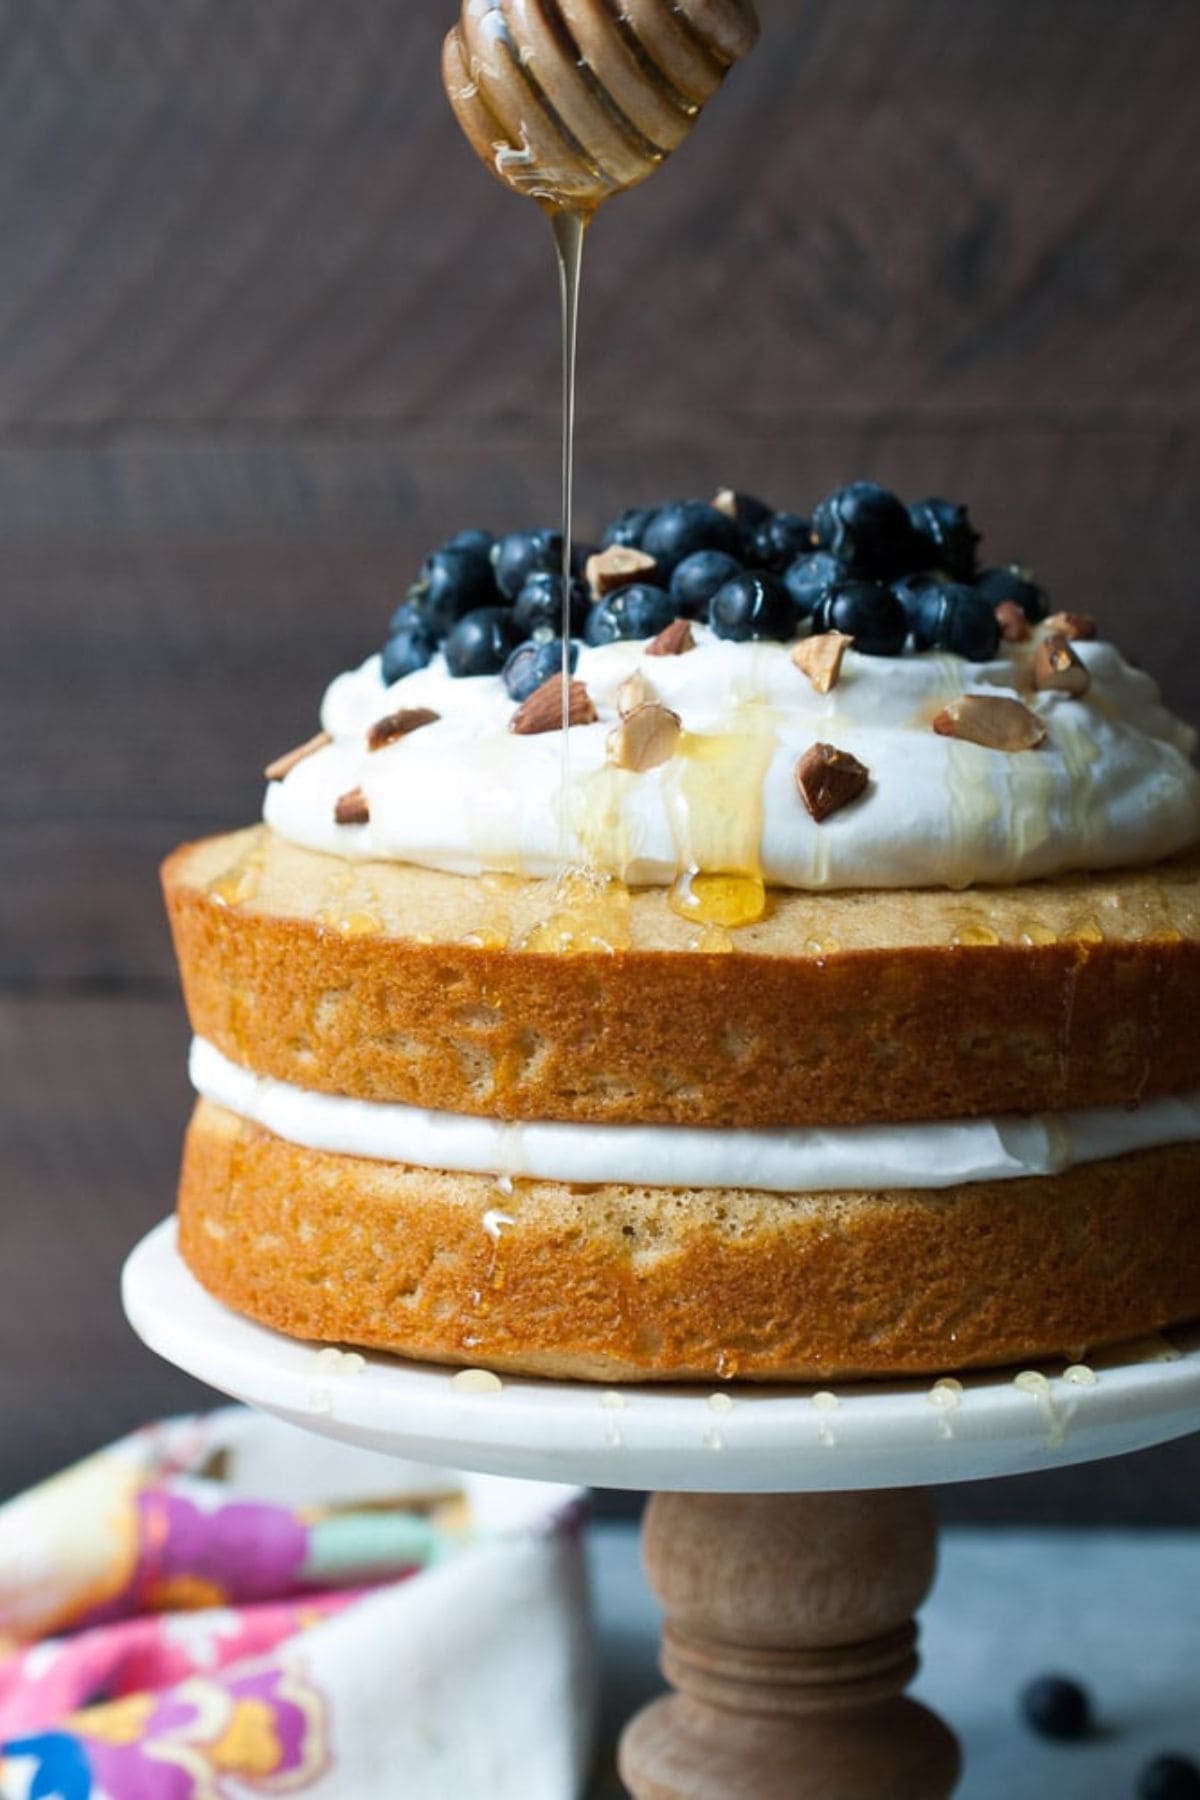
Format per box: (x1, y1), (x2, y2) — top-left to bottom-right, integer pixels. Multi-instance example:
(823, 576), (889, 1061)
(191, 1038), (1200, 1194)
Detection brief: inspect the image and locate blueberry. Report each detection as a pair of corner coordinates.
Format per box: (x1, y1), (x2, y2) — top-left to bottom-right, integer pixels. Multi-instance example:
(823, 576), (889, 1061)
(1019, 1674), (1092, 1742)
(1139, 1754), (1200, 1800)
(714, 488), (773, 539)
(586, 583), (678, 645)
(570, 541), (602, 578)
(491, 529), (564, 601)
(381, 609), (437, 683)
(442, 527), (495, 562)
(502, 636), (580, 702)
(782, 551), (843, 621)
(410, 546), (499, 638)
(974, 565), (1050, 623)
(811, 580), (908, 656)
(908, 498), (980, 582)
(444, 606), (523, 677)
(641, 501), (743, 576)
(709, 571), (797, 642)
(891, 568), (953, 623)
(906, 581), (1000, 661)
(811, 482), (917, 579)
(602, 506), (659, 551)
(670, 550), (743, 618)
(748, 511), (813, 574)
(513, 570), (590, 638)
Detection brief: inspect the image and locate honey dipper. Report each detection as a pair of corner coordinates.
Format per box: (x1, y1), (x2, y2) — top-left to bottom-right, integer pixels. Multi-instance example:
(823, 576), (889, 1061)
(443, 0), (760, 211)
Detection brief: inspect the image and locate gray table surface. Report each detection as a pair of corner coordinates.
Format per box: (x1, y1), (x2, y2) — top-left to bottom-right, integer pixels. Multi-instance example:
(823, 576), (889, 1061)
(587, 1523), (1200, 1798)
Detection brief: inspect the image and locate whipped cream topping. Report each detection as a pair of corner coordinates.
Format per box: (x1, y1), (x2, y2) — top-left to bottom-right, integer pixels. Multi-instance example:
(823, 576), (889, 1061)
(192, 1038), (1200, 1194)
(264, 629), (1200, 891)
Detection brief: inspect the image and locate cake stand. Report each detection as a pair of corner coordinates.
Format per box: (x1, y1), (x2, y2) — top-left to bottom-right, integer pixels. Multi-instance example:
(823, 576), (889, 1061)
(124, 1220), (1200, 1799)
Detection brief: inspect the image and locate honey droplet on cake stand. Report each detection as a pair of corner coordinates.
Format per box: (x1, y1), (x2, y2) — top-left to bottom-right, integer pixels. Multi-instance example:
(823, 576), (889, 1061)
(669, 870), (767, 930)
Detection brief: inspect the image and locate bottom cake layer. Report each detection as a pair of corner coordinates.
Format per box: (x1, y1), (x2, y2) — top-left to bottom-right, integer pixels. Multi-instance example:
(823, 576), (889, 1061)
(178, 1098), (1200, 1382)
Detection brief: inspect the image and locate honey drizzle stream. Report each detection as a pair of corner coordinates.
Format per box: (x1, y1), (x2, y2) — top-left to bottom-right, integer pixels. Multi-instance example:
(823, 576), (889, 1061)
(550, 207), (589, 806)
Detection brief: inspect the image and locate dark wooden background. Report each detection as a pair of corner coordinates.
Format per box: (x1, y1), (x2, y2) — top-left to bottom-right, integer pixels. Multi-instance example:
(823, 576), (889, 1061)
(5, 0), (1200, 1519)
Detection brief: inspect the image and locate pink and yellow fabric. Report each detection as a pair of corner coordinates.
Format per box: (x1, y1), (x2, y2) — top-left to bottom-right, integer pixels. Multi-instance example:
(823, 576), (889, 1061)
(0, 1410), (594, 1800)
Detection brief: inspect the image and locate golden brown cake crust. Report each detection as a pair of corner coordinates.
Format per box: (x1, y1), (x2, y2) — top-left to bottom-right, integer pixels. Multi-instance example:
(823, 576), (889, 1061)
(178, 1099), (1200, 1382)
(164, 826), (1200, 1128)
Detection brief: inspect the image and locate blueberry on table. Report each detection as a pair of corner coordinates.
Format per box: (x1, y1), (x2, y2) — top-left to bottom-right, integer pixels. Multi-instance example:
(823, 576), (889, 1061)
(748, 511), (813, 573)
(444, 606), (523, 677)
(602, 505), (659, 551)
(586, 583), (678, 644)
(908, 497), (980, 581)
(502, 636), (580, 702)
(381, 605), (437, 683)
(974, 565), (1050, 623)
(641, 500), (743, 575)
(783, 550), (843, 620)
(1018, 1674), (1092, 1742)
(709, 571), (797, 642)
(513, 570), (590, 638)
(410, 546), (500, 638)
(810, 482), (917, 579)
(811, 580), (908, 656)
(670, 549), (743, 616)
(491, 529), (564, 601)
(1139, 1754), (1200, 1800)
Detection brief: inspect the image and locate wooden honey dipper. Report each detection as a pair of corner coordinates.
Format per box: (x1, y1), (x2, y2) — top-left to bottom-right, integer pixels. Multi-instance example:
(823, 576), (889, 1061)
(443, 0), (760, 211)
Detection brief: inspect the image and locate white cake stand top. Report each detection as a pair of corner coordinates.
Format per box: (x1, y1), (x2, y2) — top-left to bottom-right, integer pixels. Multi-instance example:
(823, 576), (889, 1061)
(124, 1220), (1200, 1495)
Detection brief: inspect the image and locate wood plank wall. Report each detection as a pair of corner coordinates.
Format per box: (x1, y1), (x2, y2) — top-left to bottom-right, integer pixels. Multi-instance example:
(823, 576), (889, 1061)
(4, 0), (1199, 1516)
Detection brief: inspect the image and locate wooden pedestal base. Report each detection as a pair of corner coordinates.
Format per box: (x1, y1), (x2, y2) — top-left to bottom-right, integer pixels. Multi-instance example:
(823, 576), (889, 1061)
(617, 1490), (961, 1800)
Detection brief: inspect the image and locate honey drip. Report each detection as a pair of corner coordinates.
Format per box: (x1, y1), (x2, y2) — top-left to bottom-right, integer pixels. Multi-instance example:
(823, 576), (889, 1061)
(518, 866), (632, 954)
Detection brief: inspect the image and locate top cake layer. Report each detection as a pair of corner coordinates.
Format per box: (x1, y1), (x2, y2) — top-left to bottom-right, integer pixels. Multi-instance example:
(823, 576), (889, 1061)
(264, 626), (1200, 891)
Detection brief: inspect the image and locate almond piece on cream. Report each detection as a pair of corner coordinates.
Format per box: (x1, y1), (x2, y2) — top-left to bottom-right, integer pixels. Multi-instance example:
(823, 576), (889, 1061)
(1034, 633), (1090, 697)
(1043, 610), (1097, 642)
(264, 730), (331, 781)
(606, 702), (682, 773)
(617, 669), (656, 717)
(646, 617), (695, 657)
(585, 545), (658, 599)
(795, 743), (869, 823)
(510, 676), (597, 736)
(994, 601), (1031, 644)
(367, 707), (440, 751)
(792, 631), (853, 694)
(933, 695), (1047, 751)
(334, 786), (370, 825)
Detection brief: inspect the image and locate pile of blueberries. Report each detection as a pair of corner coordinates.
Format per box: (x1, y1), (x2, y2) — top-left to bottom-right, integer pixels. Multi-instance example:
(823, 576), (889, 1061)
(380, 482), (1052, 702)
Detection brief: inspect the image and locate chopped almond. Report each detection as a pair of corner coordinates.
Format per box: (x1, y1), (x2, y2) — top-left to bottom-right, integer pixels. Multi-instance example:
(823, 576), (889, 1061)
(792, 631), (853, 694)
(510, 676), (597, 736)
(712, 487), (739, 521)
(334, 786), (370, 825)
(794, 743), (870, 823)
(1034, 633), (1090, 697)
(646, 617), (695, 657)
(618, 669), (655, 717)
(367, 707), (440, 751)
(933, 695), (1047, 751)
(264, 731), (331, 781)
(606, 702), (682, 773)
(994, 601), (1031, 644)
(1043, 610), (1097, 642)
(585, 545), (658, 599)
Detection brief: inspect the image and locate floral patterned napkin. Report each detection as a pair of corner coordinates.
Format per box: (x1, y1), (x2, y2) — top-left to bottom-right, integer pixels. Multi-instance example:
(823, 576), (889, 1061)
(0, 1409), (594, 1799)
